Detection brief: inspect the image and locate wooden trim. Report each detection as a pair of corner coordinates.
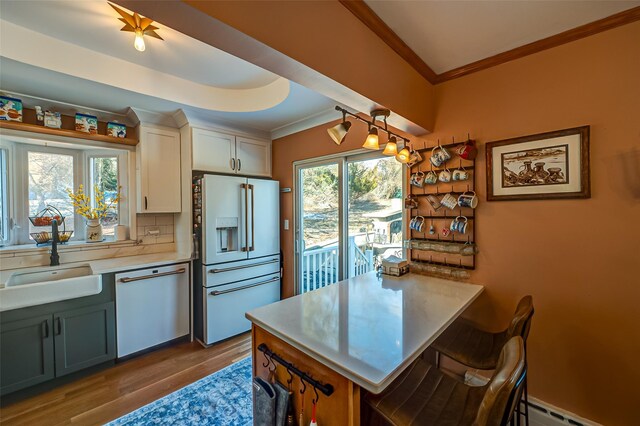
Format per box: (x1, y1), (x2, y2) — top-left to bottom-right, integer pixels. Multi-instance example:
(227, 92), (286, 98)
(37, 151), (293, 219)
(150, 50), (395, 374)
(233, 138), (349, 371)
(437, 6), (640, 83)
(485, 126), (591, 201)
(341, 1), (640, 85)
(0, 121), (138, 146)
(339, 0), (439, 84)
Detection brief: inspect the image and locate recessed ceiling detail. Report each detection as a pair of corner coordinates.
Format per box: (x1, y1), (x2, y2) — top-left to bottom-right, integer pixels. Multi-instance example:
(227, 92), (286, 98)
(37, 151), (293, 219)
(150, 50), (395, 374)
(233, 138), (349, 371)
(1, 20), (290, 113)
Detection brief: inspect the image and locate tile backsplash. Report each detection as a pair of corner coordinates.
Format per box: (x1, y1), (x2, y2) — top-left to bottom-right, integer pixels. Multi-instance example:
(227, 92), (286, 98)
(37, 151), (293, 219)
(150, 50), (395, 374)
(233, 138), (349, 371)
(136, 213), (175, 245)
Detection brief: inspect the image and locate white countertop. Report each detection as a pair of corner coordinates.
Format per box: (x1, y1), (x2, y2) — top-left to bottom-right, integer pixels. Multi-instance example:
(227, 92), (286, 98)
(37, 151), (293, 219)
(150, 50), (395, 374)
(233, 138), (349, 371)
(246, 272), (483, 394)
(0, 252), (192, 286)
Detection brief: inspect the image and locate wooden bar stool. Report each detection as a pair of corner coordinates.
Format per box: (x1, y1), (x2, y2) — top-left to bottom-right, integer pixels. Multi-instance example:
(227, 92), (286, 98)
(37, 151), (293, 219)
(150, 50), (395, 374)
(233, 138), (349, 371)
(363, 336), (526, 426)
(431, 296), (534, 425)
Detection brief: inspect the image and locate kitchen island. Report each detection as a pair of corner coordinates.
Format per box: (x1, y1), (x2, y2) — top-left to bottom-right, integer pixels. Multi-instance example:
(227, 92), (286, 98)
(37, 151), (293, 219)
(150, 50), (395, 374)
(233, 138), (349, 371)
(246, 271), (484, 425)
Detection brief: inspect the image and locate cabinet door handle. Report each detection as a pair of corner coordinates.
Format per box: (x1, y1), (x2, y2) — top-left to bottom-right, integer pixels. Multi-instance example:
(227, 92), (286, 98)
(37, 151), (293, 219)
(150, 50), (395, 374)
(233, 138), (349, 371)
(41, 320), (49, 338)
(230, 158), (236, 170)
(55, 317), (62, 336)
(144, 196), (148, 210)
(237, 158), (242, 171)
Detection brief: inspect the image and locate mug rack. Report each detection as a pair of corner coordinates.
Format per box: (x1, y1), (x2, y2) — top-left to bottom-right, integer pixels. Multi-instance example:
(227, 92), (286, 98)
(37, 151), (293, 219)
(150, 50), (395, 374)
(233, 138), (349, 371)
(407, 136), (478, 273)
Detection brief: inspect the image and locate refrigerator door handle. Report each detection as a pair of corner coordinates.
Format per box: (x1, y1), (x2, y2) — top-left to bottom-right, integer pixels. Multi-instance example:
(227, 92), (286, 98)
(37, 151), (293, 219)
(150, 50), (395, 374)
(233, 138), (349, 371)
(241, 183), (249, 252)
(208, 258), (279, 273)
(209, 276), (279, 296)
(248, 183), (255, 251)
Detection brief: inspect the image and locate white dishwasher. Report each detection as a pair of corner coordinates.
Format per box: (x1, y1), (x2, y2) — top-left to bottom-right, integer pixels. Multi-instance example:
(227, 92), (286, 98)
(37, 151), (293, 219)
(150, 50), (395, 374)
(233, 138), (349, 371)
(115, 263), (190, 358)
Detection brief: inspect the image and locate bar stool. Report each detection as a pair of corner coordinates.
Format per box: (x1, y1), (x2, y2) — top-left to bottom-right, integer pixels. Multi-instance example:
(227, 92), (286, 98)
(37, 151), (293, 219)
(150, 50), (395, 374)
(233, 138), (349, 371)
(363, 336), (526, 426)
(431, 296), (534, 425)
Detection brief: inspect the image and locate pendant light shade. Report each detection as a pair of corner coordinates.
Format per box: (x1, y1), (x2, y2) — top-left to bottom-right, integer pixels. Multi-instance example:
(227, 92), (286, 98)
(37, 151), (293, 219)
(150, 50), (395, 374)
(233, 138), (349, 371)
(382, 136), (398, 155)
(363, 127), (379, 150)
(395, 147), (410, 163)
(327, 120), (352, 145)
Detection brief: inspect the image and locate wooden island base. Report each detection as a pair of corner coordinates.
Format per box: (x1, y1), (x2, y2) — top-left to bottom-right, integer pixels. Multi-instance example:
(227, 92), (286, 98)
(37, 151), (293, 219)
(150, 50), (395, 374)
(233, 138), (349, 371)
(252, 325), (360, 426)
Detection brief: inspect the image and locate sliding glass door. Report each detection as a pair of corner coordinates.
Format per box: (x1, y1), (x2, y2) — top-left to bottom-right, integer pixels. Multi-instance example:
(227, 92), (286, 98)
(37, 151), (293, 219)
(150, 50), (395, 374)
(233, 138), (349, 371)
(295, 152), (403, 294)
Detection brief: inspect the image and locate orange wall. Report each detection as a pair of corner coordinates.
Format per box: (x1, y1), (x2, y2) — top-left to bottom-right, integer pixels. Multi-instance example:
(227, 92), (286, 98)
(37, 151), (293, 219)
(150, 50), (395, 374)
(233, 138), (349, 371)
(274, 21), (640, 424)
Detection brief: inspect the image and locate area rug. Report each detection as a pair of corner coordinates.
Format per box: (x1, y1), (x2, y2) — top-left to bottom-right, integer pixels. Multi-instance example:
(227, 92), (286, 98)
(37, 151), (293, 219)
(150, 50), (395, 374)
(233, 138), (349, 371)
(106, 357), (253, 426)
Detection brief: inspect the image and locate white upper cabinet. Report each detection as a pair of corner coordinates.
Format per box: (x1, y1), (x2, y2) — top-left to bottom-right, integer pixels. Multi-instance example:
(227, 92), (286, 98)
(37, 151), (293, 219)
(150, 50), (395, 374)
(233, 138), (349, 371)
(236, 136), (271, 177)
(191, 128), (271, 177)
(137, 125), (181, 213)
(192, 128), (236, 173)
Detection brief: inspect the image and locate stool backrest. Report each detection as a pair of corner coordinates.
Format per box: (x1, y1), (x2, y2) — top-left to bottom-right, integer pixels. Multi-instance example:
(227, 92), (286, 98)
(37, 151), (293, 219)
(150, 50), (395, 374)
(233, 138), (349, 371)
(506, 295), (534, 342)
(473, 336), (526, 426)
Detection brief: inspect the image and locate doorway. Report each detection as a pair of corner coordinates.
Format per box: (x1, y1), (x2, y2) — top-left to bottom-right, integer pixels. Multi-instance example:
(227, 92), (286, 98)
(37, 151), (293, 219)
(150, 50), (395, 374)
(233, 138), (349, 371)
(295, 152), (403, 294)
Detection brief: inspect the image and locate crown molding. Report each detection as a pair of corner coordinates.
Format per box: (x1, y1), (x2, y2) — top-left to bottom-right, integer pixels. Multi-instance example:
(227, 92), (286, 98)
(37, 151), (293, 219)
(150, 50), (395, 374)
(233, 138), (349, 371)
(341, 2), (640, 85)
(339, 0), (438, 85)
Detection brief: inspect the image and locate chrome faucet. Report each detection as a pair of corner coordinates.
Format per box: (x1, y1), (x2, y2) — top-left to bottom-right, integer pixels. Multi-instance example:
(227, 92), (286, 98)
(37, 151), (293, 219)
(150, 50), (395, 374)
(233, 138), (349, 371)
(50, 219), (60, 266)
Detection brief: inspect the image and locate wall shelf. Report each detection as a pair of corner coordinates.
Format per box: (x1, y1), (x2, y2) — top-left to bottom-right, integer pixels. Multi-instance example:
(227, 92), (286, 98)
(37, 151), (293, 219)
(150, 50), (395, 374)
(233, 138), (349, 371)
(0, 121), (138, 146)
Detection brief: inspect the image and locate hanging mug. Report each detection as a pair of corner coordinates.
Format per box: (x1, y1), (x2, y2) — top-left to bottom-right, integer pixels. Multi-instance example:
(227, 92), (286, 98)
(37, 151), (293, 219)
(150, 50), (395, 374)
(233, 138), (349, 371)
(452, 165), (469, 181)
(424, 170), (438, 185)
(441, 227), (451, 237)
(407, 150), (423, 167)
(430, 144), (451, 167)
(438, 167), (452, 183)
(440, 193), (458, 210)
(410, 171), (426, 188)
(450, 216), (468, 234)
(458, 191), (479, 209)
(410, 216), (425, 232)
(426, 194), (442, 211)
(457, 139), (477, 160)
(404, 195), (418, 209)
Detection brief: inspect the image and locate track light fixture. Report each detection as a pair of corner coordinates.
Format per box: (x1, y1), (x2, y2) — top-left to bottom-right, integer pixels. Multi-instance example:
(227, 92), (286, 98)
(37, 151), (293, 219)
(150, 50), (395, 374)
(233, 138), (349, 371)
(327, 111), (352, 145)
(383, 135), (398, 156)
(328, 106), (410, 162)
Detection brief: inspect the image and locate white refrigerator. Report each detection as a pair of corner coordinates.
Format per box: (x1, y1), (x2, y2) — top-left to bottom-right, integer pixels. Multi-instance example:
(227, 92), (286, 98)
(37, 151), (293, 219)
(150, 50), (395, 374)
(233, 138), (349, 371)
(193, 174), (281, 346)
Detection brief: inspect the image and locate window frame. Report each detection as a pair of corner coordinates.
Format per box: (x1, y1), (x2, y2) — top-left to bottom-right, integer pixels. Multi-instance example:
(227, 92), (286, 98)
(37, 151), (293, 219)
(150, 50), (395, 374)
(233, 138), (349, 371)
(85, 151), (128, 237)
(0, 146), (10, 246)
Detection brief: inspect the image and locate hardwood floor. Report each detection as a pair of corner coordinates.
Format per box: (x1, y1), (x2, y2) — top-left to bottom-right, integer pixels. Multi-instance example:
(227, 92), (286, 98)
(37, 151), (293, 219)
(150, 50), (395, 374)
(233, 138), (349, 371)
(0, 333), (252, 426)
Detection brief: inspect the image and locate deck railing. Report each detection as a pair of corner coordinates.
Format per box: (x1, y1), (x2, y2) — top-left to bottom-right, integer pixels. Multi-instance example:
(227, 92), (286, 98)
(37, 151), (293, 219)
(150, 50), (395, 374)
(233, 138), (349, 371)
(300, 236), (373, 294)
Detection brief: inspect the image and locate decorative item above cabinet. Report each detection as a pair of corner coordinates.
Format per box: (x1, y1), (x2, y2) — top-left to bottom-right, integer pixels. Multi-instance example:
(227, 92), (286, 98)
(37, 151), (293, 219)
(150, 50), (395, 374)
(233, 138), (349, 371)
(191, 127), (271, 177)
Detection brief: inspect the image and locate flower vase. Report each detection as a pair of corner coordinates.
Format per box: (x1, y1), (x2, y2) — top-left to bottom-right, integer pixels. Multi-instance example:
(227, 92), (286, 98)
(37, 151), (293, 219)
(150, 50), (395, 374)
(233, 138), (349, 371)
(86, 219), (103, 242)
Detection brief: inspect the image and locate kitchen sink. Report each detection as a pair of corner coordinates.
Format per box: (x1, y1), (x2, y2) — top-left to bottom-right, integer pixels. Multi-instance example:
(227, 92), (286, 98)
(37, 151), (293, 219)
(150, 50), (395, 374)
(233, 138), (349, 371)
(0, 264), (102, 312)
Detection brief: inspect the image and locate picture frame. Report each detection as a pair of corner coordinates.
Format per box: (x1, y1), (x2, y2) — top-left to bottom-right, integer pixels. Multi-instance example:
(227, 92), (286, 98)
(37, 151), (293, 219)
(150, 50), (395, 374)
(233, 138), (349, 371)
(486, 126), (590, 201)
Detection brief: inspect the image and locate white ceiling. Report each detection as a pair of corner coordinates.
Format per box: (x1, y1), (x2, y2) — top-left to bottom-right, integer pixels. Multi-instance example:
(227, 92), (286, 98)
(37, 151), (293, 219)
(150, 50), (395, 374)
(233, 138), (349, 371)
(365, 0), (640, 74)
(0, 0), (337, 137)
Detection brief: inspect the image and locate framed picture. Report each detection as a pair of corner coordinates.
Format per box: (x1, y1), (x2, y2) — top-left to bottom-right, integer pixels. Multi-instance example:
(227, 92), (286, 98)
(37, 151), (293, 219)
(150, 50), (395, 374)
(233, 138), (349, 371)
(486, 126), (590, 201)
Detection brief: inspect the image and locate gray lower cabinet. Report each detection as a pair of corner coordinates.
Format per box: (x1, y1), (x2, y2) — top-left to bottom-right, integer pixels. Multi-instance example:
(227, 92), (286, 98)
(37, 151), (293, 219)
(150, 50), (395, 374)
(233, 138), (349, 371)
(0, 301), (116, 395)
(0, 314), (55, 395)
(54, 302), (116, 377)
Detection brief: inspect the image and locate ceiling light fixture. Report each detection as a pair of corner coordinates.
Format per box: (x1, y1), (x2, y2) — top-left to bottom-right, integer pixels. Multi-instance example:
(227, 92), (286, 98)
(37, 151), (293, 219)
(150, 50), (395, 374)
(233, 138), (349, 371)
(110, 3), (163, 52)
(327, 111), (352, 145)
(329, 106), (410, 161)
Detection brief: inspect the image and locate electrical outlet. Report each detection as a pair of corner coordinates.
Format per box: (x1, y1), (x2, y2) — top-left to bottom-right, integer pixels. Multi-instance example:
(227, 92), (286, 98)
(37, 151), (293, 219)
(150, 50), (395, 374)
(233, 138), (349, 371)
(146, 226), (160, 235)
(284, 219), (289, 230)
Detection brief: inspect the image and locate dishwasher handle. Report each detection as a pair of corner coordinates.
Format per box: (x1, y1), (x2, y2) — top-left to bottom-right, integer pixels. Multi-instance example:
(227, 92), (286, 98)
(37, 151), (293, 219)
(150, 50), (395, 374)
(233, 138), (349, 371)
(119, 268), (186, 283)
(210, 276), (279, 296)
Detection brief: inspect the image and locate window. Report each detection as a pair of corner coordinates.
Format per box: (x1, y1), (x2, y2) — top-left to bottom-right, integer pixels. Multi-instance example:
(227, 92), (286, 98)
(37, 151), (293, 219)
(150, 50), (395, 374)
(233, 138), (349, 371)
(89, 156), (119, 236)
(0, 138), (127, 246)
(27, 150), (76, 237)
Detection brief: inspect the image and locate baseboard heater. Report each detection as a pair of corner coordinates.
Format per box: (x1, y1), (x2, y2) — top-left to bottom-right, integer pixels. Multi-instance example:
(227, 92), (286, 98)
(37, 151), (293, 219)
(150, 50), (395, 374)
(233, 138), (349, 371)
(464, 371), (601, 426)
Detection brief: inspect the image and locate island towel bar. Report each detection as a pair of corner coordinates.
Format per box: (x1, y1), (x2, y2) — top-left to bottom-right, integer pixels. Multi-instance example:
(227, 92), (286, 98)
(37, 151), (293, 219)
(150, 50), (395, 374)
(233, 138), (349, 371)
(257, 343), (334, 397)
